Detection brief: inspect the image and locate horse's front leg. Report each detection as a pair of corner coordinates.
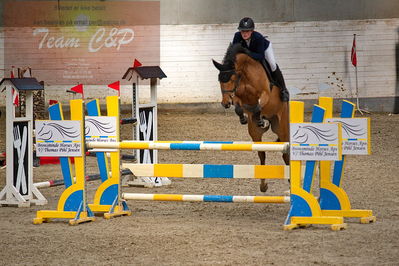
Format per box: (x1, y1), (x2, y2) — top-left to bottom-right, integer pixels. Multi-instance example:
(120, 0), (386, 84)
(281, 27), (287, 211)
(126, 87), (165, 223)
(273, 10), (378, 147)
(234, 103), (248, 125)
(232, 97), (247, 125)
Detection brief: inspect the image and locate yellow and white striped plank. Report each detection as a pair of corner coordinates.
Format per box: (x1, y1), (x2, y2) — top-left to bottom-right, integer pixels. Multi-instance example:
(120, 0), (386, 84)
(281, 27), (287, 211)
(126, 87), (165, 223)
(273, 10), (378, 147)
(87, 140), (289, 153)
(122, 193), (290, 203)
(123, 164), (290, 179)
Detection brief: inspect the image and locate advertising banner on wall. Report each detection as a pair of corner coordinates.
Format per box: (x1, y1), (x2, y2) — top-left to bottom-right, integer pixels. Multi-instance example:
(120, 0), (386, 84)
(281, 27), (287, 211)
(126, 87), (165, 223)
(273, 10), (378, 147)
(4, 1), (160, 85)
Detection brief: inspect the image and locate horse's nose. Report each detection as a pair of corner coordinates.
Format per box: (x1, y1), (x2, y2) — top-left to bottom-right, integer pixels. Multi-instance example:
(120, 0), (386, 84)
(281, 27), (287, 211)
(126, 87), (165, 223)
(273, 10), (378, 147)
(221, 102), (231, 109)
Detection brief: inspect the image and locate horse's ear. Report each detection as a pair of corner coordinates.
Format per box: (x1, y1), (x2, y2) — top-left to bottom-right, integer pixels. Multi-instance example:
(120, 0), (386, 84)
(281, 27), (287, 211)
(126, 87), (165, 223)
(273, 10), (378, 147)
(212, 59), (223, 71)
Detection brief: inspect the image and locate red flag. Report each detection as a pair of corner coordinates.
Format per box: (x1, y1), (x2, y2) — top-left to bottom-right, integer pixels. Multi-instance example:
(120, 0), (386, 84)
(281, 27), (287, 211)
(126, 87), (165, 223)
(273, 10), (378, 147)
(351, 34), (357, 67)
(108, 81), (120, 96)
(12, 87), (19, 106)
(70, 84), (84, 99)
(133, 59), (142, 68)
(49, 99), (58, 105)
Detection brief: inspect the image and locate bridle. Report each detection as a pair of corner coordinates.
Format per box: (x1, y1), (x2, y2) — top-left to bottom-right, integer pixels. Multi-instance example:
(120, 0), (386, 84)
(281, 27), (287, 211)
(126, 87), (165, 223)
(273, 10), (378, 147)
(219, 69), (241, 95)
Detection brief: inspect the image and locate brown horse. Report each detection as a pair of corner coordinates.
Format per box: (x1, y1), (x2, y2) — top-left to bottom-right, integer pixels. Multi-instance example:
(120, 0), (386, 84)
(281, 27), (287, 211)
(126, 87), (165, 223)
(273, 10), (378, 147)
(212, 43), (289, 192)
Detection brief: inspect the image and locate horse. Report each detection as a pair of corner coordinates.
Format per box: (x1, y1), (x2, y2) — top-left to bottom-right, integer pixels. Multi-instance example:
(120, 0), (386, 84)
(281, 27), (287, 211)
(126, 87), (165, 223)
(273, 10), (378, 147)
(212, 43), (289, 192)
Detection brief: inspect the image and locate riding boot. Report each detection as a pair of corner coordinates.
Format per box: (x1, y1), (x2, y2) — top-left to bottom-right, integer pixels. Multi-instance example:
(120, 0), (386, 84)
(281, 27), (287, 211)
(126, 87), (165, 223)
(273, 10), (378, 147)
(234, 104), (247, 125)
(271, 65), (290, 102)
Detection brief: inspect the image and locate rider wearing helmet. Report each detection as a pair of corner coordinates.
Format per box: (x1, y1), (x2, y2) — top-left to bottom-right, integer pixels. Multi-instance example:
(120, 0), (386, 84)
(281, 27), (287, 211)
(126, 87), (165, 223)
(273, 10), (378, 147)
(233, 17), (289, 102)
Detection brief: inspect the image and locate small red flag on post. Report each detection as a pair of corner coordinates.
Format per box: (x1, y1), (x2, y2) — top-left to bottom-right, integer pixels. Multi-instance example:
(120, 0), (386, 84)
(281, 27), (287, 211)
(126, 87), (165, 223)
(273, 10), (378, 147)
(351, 34), (357, 67)
(108, 81), (120, 96)
(133, 59), (142, 68)
(70, 84), (84, 99)
(49, 99), (58, 105)
(12, 87), (19, 106)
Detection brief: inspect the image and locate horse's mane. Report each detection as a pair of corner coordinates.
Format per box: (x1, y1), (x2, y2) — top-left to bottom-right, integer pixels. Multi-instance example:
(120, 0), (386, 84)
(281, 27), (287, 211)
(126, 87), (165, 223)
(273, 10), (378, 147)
(222, 43), (250, 68)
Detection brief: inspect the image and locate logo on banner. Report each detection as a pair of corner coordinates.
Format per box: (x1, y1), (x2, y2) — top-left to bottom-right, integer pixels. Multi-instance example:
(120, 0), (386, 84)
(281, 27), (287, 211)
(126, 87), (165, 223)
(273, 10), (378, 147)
(290, 123), (342, 161)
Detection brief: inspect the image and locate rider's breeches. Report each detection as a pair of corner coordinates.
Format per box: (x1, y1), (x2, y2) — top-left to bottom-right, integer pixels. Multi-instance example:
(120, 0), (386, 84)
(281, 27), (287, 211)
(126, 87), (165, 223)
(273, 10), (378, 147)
(264, 42), (277, 72)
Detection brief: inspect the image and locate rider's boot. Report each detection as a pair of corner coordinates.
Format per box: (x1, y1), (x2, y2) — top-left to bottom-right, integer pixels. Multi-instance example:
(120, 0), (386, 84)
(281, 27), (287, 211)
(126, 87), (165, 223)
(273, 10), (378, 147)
(271, 65), (290, 102)
(234, 104), (247, 125)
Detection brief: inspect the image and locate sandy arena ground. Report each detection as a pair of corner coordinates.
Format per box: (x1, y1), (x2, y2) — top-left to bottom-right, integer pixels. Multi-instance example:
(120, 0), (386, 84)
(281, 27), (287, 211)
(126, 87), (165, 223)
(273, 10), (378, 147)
(0, 108), (398, 265)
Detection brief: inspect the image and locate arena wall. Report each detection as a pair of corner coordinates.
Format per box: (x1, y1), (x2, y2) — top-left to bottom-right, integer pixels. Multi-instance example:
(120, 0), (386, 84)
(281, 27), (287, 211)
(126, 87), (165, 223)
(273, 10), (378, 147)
(0, 1), (398, 112)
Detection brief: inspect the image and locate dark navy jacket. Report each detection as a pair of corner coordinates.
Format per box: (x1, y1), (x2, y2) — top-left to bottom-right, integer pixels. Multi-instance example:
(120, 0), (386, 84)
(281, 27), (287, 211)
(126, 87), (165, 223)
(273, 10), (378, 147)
(232, 31), (270, 61)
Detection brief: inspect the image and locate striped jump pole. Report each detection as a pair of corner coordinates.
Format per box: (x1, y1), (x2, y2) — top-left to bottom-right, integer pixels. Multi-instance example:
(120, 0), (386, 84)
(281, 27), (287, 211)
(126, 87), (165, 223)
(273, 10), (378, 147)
(87, 141), (289, 152)
(123, 164), (290, 179)
(34, 169), (132, 189)
(122, 193), (290, 203)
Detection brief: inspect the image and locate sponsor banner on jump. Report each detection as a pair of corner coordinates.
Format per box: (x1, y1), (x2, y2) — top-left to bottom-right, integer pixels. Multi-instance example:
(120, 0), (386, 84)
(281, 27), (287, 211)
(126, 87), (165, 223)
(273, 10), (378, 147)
(4, 1), (160, 85)
(35, 120), (82, 157)
(290, 123), (342, 161)
(85, 116), (117, 152)
(325, 118), (371, 155)
(85, 116), (117, 143)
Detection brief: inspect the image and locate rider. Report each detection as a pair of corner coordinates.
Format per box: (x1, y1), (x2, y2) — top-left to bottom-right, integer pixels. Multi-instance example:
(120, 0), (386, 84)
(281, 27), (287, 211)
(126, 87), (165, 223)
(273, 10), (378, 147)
(233, 17), (289, 102)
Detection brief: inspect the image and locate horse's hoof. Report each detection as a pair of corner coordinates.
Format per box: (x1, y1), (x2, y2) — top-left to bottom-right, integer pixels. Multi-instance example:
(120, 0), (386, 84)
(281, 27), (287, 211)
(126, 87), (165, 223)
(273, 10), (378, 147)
(240, 117), (248, 125)
(260, 183), (268, 192)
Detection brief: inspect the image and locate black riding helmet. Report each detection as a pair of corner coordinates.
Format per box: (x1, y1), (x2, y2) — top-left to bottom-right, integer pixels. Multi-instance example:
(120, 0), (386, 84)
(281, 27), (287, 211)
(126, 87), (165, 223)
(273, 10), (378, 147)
(238, 17), (255, 31)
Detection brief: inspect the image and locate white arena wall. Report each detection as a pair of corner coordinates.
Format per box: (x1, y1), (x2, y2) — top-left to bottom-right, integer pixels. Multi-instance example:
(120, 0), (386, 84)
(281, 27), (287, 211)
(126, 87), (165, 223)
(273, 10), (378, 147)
(1, 18), (398, 112)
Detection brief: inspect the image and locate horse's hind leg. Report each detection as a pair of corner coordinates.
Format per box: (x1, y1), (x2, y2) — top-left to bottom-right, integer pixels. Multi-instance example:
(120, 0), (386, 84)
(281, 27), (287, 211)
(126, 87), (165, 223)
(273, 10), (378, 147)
(247, 119), (268, 192)
(258, 151), (268, 192)
(270, 108), (290, 166)
(276, 136), (289, 165)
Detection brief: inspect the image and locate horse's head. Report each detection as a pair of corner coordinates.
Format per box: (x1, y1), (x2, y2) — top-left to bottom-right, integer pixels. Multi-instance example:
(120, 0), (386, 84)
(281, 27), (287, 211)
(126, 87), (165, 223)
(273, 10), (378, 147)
(212, 59), (241, 109)
(213, 43), (252, 108)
